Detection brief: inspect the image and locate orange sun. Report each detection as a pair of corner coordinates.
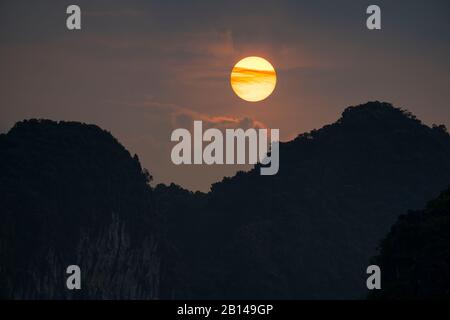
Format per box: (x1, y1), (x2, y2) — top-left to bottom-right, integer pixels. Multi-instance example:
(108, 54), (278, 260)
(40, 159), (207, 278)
(230, 56), (277, 102)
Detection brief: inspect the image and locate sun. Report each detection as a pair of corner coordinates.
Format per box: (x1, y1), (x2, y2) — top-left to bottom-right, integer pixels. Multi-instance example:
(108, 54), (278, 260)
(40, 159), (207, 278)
(230, 56), (277, 102)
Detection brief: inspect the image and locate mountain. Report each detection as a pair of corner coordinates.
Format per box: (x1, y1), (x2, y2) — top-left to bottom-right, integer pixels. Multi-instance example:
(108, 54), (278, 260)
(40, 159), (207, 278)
(158, 101), (450, 299)
(0, 119), (160, 299)
(1, 102), (450, 299)
(370, 187), (450, 299)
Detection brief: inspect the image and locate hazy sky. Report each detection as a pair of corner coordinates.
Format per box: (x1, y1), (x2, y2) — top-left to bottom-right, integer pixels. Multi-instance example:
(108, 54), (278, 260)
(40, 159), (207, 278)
(1, 0), (449, 191)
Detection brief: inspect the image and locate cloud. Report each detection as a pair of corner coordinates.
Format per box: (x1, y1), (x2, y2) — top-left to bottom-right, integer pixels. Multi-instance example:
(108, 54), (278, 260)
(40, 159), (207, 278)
(130, 99), (266, 131)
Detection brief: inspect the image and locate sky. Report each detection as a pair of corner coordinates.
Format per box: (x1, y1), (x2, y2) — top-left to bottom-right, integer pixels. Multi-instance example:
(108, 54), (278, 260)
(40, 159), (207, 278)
(1, 0), (449, 191)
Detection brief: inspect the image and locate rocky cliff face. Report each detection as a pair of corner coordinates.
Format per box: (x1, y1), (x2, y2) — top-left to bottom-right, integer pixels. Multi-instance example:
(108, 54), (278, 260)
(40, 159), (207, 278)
(0, 120), (160, 299)
(3, 214), (160, 299)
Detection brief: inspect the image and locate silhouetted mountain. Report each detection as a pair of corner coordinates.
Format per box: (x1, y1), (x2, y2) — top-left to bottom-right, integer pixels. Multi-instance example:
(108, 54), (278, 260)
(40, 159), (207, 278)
(158, 101), (450, 299)
(1, 102), (450, 299)
(0, 119), (159, 299)
(370, 186), (450, 299)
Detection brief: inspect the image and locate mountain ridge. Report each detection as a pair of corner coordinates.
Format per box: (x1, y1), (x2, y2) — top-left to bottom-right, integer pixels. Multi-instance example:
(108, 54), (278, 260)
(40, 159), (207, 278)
(1, 101), (450, 299)
(161, 101), (450, 298)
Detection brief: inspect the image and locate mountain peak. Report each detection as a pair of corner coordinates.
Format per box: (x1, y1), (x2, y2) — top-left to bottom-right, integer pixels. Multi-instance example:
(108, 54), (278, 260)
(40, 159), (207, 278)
(340, 101), (421, 126)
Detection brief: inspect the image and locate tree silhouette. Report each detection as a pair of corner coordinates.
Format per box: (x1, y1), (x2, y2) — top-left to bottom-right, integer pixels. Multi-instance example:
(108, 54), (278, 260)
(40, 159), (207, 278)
(370, 187), (450, 299)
